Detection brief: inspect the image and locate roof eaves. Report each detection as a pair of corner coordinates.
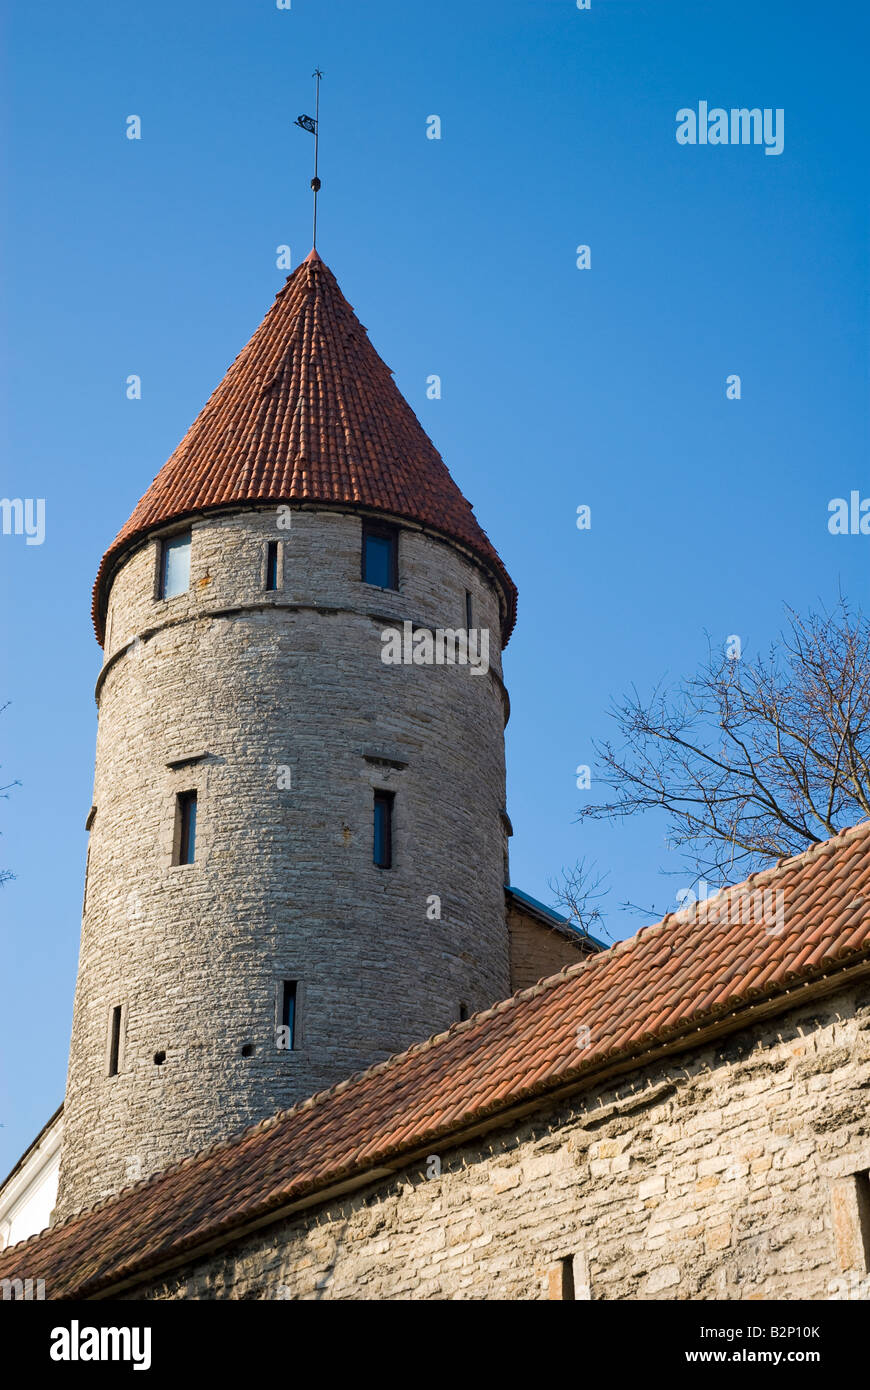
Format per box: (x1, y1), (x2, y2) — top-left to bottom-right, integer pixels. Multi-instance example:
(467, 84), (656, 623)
(506, 885), (606, 950)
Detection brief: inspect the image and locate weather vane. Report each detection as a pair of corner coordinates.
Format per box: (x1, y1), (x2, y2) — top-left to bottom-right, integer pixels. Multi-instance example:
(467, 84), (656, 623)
(295, 69), (323, 249)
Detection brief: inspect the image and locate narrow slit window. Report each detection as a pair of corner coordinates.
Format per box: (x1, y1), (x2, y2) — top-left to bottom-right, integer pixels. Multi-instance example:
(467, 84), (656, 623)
(82, 843), (91, 916)
(855, 1171), (870, 1270)
(159, 530), (191, 599)
(465, 590), (473, 629)
(265, 540), (280, 591)
(373, 790), (394, 869)
(548, 1256), (575, 1301)
(175, 790), (198, 865)
(108, 1005), (122, 1077)
(281, 981), (298, 1051)
(362, 522), (398, 590)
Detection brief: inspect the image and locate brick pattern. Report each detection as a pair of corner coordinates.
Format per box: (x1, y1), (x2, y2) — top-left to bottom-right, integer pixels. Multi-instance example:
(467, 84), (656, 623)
(507, 901), (596, 993)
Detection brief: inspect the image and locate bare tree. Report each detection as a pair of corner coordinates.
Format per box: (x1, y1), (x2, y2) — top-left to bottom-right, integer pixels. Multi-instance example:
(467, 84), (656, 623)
(578, 598), (870, 883)
(548, 858), (611, 940)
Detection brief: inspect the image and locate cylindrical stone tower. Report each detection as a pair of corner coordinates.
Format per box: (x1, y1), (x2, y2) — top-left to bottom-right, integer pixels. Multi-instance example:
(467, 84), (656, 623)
(56, 251), (518, 1218)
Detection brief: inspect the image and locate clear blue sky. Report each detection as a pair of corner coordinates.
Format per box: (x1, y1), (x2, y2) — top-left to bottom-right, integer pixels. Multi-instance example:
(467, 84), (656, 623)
(1, 0), (867, 1169)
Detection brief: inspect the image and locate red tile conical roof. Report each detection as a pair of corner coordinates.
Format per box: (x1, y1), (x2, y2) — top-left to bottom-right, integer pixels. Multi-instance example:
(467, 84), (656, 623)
(92, 252), (517, 644)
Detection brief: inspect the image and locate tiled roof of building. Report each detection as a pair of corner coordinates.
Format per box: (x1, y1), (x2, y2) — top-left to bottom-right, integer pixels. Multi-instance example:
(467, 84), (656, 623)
(91, 251), (517, 645)
(3, 821), (869, 1299)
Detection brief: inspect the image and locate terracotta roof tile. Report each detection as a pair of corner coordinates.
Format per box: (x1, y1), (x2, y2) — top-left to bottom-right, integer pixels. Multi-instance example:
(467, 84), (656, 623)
(2, 821), (869, 1299)
(91, 252), (517, 644)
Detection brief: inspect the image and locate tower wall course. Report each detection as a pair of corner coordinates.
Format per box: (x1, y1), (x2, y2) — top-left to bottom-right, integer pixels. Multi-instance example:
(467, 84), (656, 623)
(58, 508), (511, 1218)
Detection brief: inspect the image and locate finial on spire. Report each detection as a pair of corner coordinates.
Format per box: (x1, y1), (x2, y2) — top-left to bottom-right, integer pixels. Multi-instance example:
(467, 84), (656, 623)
(295, 69), (324, 250)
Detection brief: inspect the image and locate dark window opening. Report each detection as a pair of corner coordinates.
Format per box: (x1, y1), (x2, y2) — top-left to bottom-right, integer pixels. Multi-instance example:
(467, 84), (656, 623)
(82, 843), (91, 916)
(373, 790), (394, 869)
(265, 540), (280, 591)
(153, 1050), (166, 1066)
(159, 529), (191, 599)
(459, 1002), (469, 1022)
(465, 590), (473, 629)
(552, 1257), (575, 1301)
(855, 1171), (870, 1270)
(108, 1005), (122, 1077)
(241, 1042), (255, 1058)
(280, 981), (298, 1051)
(362, 522), (398, 590)
(175, 790), (197, 865)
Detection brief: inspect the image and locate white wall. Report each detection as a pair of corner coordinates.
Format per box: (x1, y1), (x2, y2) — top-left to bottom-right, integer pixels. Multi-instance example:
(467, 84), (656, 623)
(0, 1111), (62, 1248)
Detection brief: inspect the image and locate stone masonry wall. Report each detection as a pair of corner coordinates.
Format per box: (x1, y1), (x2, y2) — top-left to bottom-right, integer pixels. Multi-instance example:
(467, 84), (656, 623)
(58, 507), (512, 1219)
(508, 905), (592, 994)
(126, 982), (870, 1301)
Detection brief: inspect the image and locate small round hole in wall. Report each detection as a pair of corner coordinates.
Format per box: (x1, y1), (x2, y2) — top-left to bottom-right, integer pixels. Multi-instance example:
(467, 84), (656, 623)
(241, 1043), (255, 1058)
(153, 1050), (166, 1066)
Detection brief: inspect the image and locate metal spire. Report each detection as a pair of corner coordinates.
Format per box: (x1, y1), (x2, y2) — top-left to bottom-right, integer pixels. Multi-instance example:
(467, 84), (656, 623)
(295, 69), (324, 250)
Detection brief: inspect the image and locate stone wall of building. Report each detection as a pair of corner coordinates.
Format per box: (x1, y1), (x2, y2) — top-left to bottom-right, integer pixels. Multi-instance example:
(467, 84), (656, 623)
(57, 507), (512, 1219)
(507, 905), (592, 994)
(125, 982), (870, 1301)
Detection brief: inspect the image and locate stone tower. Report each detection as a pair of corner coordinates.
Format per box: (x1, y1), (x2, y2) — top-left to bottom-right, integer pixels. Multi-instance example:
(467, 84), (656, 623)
(56, 251), (518, 1218)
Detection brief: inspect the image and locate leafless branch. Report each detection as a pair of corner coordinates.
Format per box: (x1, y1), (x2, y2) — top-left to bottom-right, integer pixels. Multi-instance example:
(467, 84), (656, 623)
(548, 858), (613, 941)
(578, 597), (870, 883)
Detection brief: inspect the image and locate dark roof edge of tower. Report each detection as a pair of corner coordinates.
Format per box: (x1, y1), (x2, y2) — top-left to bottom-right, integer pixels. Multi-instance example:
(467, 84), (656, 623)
(90, 254), (519, 647)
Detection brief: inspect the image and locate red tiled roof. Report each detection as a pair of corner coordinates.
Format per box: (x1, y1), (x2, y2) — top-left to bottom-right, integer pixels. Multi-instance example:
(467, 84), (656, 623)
(91, 251), (517, 645)
(3, 821), (869, 1298)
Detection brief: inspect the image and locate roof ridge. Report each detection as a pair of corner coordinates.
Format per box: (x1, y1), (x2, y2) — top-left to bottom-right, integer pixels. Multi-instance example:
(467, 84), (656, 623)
(663, 819), (870, 932)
